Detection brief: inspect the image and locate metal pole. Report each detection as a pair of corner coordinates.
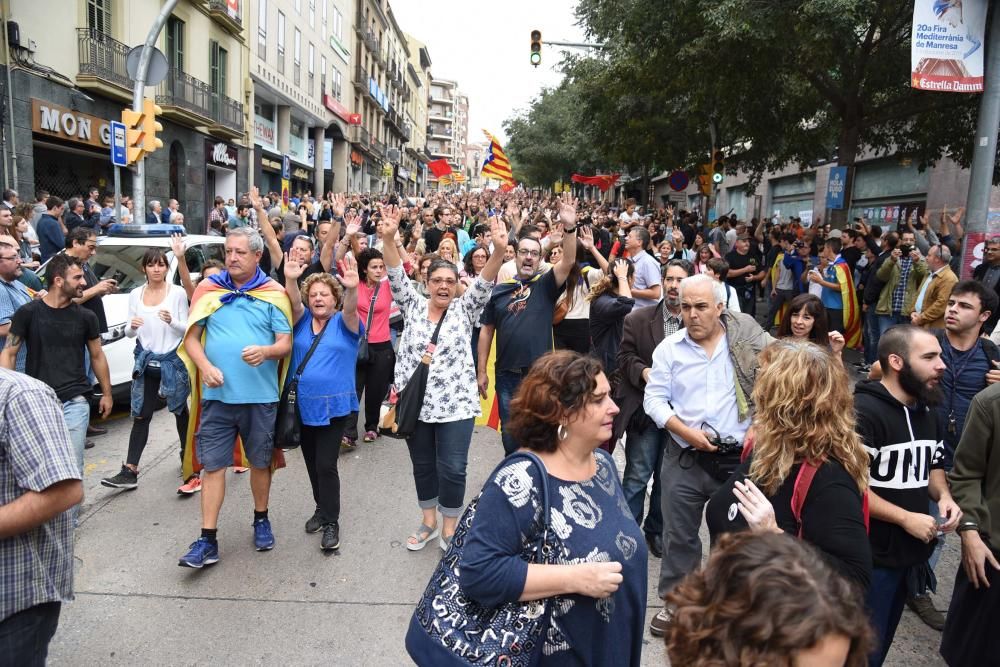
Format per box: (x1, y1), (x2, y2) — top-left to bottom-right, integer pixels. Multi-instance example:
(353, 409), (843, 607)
(963, 6), (1000, 275)
(113, 166), (121, 224)
(131, 0), (179, 219)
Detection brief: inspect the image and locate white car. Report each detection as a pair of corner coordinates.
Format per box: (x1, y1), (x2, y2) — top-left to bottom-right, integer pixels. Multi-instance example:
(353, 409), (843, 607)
(41, 224), (225, 401)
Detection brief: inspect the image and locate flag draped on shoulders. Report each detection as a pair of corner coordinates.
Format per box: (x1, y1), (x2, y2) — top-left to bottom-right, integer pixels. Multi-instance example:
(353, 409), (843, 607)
(177, 267), (293, 480)
(832, 257), (862, 350)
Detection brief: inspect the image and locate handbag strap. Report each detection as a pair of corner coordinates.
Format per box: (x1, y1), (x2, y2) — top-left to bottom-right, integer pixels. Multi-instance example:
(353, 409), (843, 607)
(504, 450), (551, 562)
(293, 317), (330, 379)
(420, 307), (449, 365)
(361, 281), (380, 341)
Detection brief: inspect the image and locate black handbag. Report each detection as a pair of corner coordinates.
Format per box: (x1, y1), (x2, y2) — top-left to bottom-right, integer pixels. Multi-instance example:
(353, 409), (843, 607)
(275, 318), (329, 450)
(379, 308), (447, 439)
(357, 282), (380, 364)
(405, 451), (556, 665)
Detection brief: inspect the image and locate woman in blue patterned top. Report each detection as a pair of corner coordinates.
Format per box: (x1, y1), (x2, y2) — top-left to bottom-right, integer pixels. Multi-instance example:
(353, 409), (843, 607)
(460, 351), (648, 665)
(283, 256), (360, 552)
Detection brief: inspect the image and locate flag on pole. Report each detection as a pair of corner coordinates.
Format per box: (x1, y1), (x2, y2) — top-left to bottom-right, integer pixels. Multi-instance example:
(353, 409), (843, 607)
(481, 130), (515, 186)
(428, 159), (453, 178)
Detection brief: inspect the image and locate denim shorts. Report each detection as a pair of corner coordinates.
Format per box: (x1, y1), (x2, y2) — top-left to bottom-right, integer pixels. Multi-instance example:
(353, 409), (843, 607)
(196, 400), (277, 471)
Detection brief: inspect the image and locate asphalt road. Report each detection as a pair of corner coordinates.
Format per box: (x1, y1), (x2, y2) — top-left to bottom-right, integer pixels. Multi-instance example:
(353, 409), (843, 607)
(48, 394), (952, 666)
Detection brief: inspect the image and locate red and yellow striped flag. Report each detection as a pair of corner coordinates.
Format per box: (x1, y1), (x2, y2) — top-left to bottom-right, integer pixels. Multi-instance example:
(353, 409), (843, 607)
(481, 130), (515, 186)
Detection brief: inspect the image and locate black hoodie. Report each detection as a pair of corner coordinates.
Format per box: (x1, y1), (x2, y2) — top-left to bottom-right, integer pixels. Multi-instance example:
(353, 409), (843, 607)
(854, 380), (944, 569)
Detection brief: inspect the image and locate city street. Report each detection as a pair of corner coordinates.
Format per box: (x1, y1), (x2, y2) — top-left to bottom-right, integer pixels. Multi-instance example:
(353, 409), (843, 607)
(50, 403), (955, 666)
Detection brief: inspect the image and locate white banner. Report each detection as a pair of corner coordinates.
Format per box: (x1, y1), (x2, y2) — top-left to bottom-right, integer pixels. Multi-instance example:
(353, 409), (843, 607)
(911, 0), (986, 93)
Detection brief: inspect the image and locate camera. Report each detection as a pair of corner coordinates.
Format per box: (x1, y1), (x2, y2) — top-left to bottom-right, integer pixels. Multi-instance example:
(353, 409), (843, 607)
(899, 244), (912, 255)
(711, 435), (742, 456)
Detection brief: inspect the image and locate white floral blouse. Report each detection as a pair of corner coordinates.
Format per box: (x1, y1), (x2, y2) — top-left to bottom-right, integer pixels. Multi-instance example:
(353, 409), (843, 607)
(387, 264), (494, 423)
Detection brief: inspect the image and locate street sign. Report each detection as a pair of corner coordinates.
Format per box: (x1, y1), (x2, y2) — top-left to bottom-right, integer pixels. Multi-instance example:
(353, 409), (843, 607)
(126, 46), (169, 86)
(110, 120), (128, 167)
(667, 170), (689, 192)
(281, 155), (291, 180)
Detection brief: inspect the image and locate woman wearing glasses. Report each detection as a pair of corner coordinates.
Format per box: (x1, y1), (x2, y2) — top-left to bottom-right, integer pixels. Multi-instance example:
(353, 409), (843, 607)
(378, 205), (508, 552)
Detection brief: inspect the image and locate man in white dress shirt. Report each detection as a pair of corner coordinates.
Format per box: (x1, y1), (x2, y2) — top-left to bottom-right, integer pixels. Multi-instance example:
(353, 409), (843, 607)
(643, 273), (774, 637)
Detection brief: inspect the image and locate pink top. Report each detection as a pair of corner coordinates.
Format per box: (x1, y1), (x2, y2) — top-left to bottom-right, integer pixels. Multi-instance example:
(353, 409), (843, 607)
(357, 277), (393, 343)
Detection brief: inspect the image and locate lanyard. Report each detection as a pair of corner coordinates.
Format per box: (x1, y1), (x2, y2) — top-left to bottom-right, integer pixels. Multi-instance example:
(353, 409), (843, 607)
(944, 341), (979, 434)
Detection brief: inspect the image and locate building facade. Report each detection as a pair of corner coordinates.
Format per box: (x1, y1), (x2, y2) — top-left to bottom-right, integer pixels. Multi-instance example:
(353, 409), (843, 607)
(405, 33), (431, 194)
(250, 0), (355, 200)
(1, 0), (250, 231)
(426, 77), (463, 187)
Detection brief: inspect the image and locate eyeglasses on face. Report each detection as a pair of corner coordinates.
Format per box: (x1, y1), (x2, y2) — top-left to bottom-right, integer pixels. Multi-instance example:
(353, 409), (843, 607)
(428, 277), (457, 287)
(516, 249), (541, 258)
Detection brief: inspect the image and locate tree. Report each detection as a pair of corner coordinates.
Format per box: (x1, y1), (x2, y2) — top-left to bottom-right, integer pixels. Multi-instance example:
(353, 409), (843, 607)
(576, 0), (987, 220)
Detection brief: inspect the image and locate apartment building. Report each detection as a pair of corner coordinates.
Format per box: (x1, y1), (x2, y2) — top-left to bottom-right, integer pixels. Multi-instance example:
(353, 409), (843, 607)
(405, 33), (431, 194)
(427, 77), (468, 187)
(251, 0), (355, 197)
(2, 0), (249, 227)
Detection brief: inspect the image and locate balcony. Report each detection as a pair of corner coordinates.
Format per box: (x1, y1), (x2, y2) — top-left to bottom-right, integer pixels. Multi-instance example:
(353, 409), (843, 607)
(156, 68), (214, 126)
(372, 138), (386, 158)
(429, 125), (452, 139)
(352, 125), (370, 148)
(76, 29), (131, 100)
(207, 0), (242, 35)
(209, 91), (244, 138)
(402, 123), (412, 143)
(353, 65), (367, 91)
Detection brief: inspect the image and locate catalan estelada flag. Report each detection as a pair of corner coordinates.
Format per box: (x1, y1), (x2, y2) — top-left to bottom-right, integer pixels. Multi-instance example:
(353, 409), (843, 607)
(177, 268), (293, 480)
(481, 130), (515, 186)
(832, 256), (862, 350)
(475, 334), (501, 431)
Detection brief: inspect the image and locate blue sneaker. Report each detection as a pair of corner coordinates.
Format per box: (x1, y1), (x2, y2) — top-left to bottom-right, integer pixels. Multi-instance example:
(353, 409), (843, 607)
(253, 518), (275, 551)
(178, 537), (219, 568)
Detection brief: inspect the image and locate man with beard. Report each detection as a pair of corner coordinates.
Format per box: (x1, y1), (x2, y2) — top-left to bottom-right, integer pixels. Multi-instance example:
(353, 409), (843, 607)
(478, 197), (577, 455)
(616, 259), (693, 559)
(854, 325), (962, 666)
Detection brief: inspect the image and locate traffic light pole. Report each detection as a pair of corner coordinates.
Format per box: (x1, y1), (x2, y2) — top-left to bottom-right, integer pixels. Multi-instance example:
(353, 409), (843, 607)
(963, 5), (1000, 274)
(131, 0), (178, 220)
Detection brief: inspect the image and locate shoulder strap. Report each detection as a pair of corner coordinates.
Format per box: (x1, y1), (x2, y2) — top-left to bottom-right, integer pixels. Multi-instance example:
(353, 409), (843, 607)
(293, 318), (330, 379)
(362, 282), (379, 339)
(791, 460), (820, 538)
(421, 307), (449, 365)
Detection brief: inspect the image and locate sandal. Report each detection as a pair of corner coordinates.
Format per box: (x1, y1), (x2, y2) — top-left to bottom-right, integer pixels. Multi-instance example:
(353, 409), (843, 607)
(439, 532), (454, 552)
(406, 524), (440, 552)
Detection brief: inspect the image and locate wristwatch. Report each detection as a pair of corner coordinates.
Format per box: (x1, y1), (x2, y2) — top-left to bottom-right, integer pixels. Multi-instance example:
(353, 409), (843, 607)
(957, 521), (978, 533)
(563, 225), (577, 234)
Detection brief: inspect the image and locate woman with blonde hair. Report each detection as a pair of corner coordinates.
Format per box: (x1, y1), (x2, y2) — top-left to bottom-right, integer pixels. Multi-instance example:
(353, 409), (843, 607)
(436, 236), (459, 265)
(705, 340), (872, 590)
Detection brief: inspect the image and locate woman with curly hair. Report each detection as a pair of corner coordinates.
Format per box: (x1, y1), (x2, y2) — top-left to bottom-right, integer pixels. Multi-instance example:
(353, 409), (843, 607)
(705, 340), (872, 590)
(458, 350), (648, 665)
(666, 531), (873, 666)
(587, 258), (634, 373)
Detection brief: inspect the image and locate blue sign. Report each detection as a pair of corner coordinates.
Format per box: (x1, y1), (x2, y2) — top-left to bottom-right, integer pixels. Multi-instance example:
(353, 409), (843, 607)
(110, 120), (128, 167)
(281, 155), (290, 180)
(826, 166), (848, 210)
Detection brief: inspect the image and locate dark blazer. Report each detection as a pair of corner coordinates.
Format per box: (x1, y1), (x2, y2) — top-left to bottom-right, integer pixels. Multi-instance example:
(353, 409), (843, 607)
(146, 211), (163, 225)
(612, 300), (667, 445)
(973, 261), (1000, 334)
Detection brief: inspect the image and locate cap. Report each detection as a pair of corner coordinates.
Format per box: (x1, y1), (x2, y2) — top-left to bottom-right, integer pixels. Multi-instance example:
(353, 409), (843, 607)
(828, 229), (843, 239)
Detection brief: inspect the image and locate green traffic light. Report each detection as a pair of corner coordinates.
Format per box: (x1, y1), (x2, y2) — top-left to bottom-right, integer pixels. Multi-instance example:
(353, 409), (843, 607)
(530, 52), (541, 66)
(712, 172), (723, 184)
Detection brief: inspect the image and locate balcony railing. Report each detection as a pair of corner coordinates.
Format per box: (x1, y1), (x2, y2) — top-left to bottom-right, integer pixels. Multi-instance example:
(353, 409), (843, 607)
(353, 125), (370, 148)
(76, 28), (131, 91)
(372, 138), (386, 158)
(353, 65), (367, 89)
(156, 68), (213, 122)
(211, 91), (243, 133)
(207, 0), (242, 33)
(402, 123), (412, 142)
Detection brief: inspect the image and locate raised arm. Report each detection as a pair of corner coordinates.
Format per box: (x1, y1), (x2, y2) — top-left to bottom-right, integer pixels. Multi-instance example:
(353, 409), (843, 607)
(479, 214), (508, 284)
(171, 233), (195, 300)
(249, 187), (283, 269)
(283, 253), (307, 325)
(579, 226), (609, 272)
(336, 254), (360, 334)
(551, 193), (579, 288)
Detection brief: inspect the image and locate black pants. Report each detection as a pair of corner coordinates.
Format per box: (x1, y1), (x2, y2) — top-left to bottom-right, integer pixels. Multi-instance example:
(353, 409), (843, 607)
(736, 284), (757, 317)
(300, 416), (347, 524)
(127, 367), (189, 467)
(346, 341), (395, 439)
(554, 318), (591, 355)
(765, 289), (797, 330)
(0, 602), (60, 667)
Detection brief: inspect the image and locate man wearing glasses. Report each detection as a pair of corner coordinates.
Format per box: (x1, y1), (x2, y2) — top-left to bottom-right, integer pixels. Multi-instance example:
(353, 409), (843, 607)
(478, 197), (578, 454)
(0, 241), (31, 371)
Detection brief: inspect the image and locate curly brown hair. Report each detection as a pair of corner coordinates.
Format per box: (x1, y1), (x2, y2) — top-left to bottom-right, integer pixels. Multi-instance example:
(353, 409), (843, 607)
(666, 532), (873, 667)
(507, 351), (606, 453)
(301, 272), (344, 310)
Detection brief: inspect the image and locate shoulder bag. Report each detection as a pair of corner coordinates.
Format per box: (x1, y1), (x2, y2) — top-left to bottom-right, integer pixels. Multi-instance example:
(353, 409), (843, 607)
(275, 318), (330, 450)
(379, 308), (447, 439)
(357, 281), (380, 364)
(406, 451), (556, 665)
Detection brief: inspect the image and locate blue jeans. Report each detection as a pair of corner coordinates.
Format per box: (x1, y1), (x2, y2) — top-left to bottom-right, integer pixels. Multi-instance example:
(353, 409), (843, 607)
(405, 418), (475, 517)
(621, 426), (665, 537)
(0, 602), (61, 667)
(495, 369), (528, 455)
(877, 313), (908, 338)
(867, 567), (908, 667)
(863, 307), (880, 365)
(62, 396), (90, 475)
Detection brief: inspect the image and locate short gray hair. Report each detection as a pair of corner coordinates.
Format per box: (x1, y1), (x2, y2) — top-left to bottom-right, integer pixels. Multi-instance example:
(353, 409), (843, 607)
(149, 200), (161, 211)
(678, 273), (726, 306)
(226, 226), (264, 253)
(169, 211), (184, 224)
(933, 244), (952, 264)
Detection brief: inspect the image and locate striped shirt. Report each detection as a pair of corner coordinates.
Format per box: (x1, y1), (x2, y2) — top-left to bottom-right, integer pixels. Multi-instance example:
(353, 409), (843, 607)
(0, 368), (80, 622)
(0, 277), (31, 372)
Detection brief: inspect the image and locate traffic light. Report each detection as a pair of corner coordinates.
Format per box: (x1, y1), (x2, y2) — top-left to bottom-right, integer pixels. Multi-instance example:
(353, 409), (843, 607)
(120, 98), (163, 165)
(711, 150), (725, 184)
(697, 163), (713, 196)
(530, 30), (542, 67)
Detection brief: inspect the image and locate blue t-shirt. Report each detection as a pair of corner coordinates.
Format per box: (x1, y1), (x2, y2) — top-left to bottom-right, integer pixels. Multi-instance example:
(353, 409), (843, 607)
(821, 264), (843, 309)
(937, 337), (991, 468)
(459, 450), (647, 666)
(199, 296), (291, 404)
(289, 310), (363, 425)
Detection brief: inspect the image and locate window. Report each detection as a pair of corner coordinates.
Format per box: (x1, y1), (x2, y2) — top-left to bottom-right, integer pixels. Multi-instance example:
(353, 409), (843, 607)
(333, 8), (342, 41)
(86, 0), (112, 35)
(257, 0), (267, 54)
(294, 0), (301, 13)
(210, 41), (228, 96)
(309, 43), (315, 75)
(320, 55), (327, 93)
(322, 0), (327, 26)
(294, 29), (301, 64)
(334, 69), (342, 100)
(277, 11), (285, 74)
(309, 0), (315, 28)
(166, 16), (184, 71)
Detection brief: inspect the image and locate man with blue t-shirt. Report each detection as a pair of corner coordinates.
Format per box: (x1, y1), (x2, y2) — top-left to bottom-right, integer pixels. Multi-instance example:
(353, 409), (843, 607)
(178, 227), (292, 569)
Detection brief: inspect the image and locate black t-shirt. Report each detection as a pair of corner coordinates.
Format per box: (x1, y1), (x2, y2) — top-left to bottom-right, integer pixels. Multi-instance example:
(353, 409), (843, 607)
(705, 458), (872, 591)
(424, 225), (458, 253)
(10, 299), (100, 402)
(841, 246), (862, 273)
(277, 258), (327, 287)
(81, 262), (108, 333)
(481, 270), (565, 372)
(725, 249), (762, 287)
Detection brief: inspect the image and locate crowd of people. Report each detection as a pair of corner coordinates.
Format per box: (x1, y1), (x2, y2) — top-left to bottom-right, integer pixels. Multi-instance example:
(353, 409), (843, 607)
(0, 184), (998, 666)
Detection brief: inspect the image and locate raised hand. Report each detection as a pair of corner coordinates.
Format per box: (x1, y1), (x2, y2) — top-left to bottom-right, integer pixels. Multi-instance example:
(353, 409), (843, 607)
(283, 251), (306, 281)
(331, 193), (347, 218)
(344, 219), (361, 239)
(248, 186), (262, 210)
(489, 214), (509, 253)
(336, 254), (360, 290)
(557, 192), (578, 228)
(170, 233), (186, 260)
(579, 225), (594, 251)
(379, 204), (401, 240)
(612, 258), (630, 280)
